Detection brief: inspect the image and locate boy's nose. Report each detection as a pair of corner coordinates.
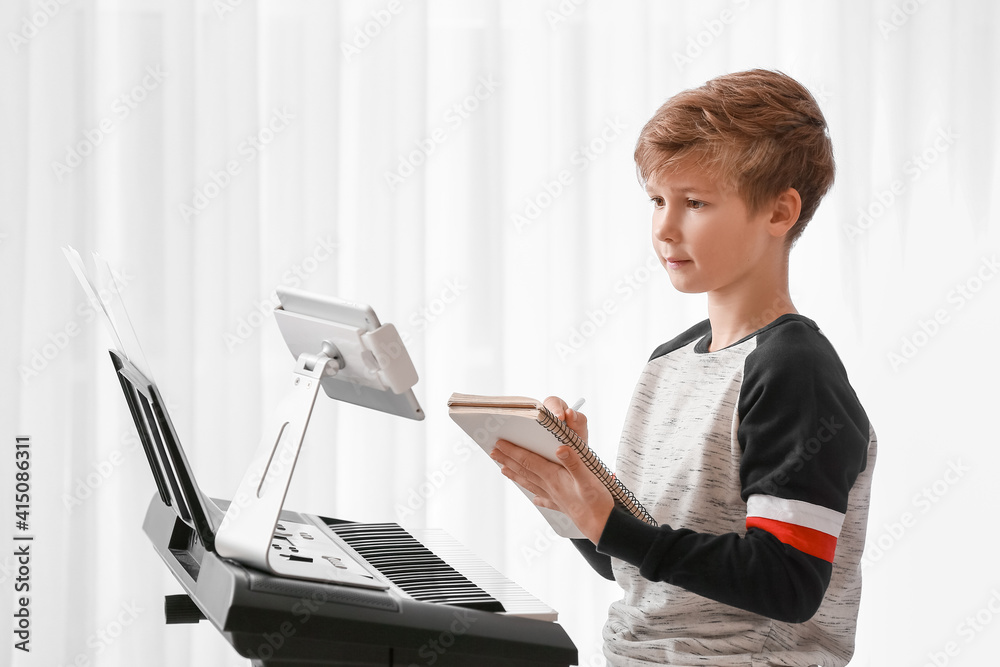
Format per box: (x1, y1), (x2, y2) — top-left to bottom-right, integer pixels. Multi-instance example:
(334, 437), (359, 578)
(652, 207), (680, 242)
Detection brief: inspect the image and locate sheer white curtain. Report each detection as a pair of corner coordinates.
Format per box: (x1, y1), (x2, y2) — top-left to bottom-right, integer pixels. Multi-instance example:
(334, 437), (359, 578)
(3, 1), (999, 665)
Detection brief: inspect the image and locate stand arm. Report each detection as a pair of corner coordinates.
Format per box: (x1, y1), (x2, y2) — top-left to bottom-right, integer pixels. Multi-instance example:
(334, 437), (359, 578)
(214, 353), (338, 570)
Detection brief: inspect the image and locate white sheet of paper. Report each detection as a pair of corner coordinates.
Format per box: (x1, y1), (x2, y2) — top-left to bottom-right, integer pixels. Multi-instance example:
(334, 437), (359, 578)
(62, 246), (126, 352)
(92, 251), (155, 383)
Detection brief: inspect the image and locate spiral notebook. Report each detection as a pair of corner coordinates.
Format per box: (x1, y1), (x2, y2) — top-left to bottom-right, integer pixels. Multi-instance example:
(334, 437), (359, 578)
(447, 393), (657, 539)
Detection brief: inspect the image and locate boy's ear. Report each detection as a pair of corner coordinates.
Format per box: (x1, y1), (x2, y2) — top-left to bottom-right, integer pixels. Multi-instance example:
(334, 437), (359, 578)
(768, 188), (802, 238)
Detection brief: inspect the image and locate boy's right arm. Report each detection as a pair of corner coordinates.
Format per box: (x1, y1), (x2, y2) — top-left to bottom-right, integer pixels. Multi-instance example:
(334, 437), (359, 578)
(572, 538), (615, 580)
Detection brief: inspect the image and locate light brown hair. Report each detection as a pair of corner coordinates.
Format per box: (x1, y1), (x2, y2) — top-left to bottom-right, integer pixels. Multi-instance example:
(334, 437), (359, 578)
(634, 69), (834, 245)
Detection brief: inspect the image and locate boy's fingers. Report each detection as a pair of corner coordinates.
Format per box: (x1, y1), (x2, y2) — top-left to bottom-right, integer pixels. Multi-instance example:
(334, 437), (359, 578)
(532, 495), (558, 511)
(501, 467), (550, 502)
(558, 404), (588, 442)
(543, 395), (569, 420)
(499, 463), (531, 488)
(556, 445), (576, 466)
(493, 440), (553, 488)
(495, 440), (550, 472)
(556, 446), (592, 482)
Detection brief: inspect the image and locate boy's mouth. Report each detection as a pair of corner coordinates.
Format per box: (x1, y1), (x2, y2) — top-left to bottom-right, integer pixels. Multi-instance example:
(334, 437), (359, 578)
(666, 258), (691, 269)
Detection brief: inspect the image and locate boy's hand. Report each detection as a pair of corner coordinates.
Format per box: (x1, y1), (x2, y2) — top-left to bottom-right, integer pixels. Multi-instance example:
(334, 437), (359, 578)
(543, 396), (588, 443)
(491, 439), (613, 544)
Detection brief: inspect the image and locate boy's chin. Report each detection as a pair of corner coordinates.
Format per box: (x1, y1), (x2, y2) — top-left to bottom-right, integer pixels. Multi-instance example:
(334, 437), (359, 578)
(666, 277), (705, 294)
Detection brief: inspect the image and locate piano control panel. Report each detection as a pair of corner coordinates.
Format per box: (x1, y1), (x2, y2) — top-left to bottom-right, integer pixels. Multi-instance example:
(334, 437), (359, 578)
(269, 520), (390, 591)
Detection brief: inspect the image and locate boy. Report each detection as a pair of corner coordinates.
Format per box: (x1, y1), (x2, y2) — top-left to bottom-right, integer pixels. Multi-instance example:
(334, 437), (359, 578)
(490, 69), (876, 666)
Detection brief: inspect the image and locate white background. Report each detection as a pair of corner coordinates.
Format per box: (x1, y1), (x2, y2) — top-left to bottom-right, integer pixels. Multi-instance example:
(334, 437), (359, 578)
(2, 1), (999, 666)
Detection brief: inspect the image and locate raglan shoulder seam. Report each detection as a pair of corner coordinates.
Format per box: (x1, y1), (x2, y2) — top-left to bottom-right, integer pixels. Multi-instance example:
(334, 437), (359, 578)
(649, 319), (711, 361)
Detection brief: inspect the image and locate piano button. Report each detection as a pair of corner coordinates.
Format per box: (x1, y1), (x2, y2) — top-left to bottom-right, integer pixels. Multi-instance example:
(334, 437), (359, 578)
(280, 553), (313, 563)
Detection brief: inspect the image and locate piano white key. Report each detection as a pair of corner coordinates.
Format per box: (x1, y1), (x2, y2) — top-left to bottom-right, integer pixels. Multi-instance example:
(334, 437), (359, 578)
(411, 529), (558, 622)
(328, 523), (505, 610)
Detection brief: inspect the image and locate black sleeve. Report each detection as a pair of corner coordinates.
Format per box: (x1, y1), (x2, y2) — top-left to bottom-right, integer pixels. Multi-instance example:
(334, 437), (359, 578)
(595, 322), (871, 623)
(571, 538), (615, 580)
(596, 508), (832, 623)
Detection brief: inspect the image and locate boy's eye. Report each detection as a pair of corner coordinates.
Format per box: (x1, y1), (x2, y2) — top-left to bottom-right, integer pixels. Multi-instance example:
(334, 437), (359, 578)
(649, 197), (665, 209)
(687, 199), (707, 210)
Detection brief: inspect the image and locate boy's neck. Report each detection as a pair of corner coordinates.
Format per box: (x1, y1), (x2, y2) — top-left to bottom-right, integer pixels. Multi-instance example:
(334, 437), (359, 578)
(705, 260), (796, 352)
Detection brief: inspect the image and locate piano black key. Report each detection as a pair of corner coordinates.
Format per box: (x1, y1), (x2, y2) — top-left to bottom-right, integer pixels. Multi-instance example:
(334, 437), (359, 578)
(329, 521), (506, 613)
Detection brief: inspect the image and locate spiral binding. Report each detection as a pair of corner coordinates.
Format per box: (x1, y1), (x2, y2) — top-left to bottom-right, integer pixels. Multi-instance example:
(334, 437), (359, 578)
(536, 405), (657, 527)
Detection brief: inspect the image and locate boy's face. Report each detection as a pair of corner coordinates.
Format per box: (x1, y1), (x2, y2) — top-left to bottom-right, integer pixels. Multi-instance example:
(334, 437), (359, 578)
(645, 165), (779, 297)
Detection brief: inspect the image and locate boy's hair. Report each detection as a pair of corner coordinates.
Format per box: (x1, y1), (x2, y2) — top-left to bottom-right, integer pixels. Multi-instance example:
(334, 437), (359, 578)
(634, 69), (834, 245)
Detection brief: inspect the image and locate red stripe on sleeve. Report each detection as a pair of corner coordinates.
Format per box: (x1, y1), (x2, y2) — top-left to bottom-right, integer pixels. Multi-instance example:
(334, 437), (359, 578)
(746, 517), (837, 562)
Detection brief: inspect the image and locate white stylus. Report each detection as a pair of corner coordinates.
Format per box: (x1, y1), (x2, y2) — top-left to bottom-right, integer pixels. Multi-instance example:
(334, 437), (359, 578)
(570, 398), (586, 412)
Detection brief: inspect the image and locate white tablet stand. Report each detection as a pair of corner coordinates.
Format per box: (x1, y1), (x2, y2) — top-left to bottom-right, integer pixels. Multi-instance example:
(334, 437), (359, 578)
(214, 299), (423, 574)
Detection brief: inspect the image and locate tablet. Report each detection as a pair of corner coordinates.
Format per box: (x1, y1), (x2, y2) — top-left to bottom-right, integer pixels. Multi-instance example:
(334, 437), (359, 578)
(276, 287), (381, 331)
(274, 287), (424, 421)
